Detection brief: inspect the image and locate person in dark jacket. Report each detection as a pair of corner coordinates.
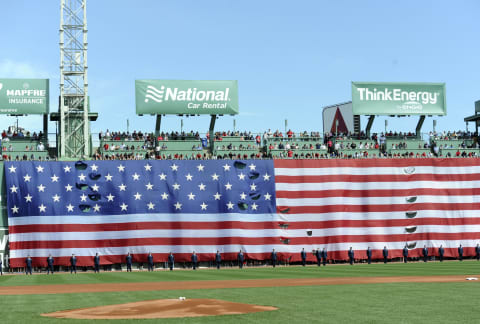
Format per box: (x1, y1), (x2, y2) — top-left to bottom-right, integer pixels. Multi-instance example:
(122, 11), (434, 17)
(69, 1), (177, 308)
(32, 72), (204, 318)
(26, 255), (33, 275)
(458, 245), (463, 261)
(422, 245), (428, 262)
(271, 249), (277, 268)
(168, 252), (174, 271)
(126, 252), (133, 272)
(300, 248), (307, 266)
(348, 247), (354, 265)
(93, 253), (100, 273)
(237, 250), (244, 269)
(315, 249), (321, 266)
(147, 252), (154, 271)
(215, 251), (221, 269)
(70, 254), (77, 274)
(366, 247), (372, 264)
(0, 257), (2, 275)
(403, 245), (408, 263)
(383, 246), (388, 264)
(47, 254), (54, 274)
(438, 245), (444, 262)
(476, 243), (480, 261)
(191, 251), (198, 270)
(322, 248), (327, 266)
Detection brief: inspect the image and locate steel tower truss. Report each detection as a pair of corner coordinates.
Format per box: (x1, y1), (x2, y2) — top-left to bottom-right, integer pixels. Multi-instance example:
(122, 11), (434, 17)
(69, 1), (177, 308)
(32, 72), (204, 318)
(59, 0), (90, 158)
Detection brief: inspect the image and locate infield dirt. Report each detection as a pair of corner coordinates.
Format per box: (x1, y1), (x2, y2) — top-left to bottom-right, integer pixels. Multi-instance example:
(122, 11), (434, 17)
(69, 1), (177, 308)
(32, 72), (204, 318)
(42, 299), (278, 319)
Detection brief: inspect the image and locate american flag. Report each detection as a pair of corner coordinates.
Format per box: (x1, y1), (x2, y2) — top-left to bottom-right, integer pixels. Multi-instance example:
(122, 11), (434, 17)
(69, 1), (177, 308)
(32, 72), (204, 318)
(5, 160), (281, 267)
(5, 159), (480, 267)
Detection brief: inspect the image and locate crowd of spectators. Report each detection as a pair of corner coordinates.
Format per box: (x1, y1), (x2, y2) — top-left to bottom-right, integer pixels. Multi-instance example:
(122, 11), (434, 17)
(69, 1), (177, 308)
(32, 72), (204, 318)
(3, 127), (480, 161)
(1, 128), (45, 140)
(213, 130), (255, 141)
(1, 154), (55, 161)
(429, 130), (475, 140)
(99, 130), (202, 142)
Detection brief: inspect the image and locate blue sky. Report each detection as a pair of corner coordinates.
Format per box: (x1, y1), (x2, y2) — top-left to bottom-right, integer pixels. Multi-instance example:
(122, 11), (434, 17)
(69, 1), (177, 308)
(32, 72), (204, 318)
(0, 0), (479, 137)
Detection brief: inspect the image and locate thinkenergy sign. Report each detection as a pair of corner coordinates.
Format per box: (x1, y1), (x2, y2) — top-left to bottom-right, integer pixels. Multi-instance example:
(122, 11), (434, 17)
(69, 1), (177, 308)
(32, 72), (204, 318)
(352, 82), (446, 116)
(135, 80), (238, 115)
(0, 79), (49, 114)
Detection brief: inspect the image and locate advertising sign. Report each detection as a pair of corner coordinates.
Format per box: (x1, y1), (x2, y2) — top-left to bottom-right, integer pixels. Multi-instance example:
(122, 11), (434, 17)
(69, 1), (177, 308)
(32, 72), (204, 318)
(323, 102), (354, 134)
(135, 80), (238, 115)
(0, 79), (49, 114)
(352, 82), (446, 116)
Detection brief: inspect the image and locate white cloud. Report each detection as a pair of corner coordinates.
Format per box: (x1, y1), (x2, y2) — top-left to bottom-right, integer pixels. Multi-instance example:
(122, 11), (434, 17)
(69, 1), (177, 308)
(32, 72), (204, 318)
(0, 59), (54, 79)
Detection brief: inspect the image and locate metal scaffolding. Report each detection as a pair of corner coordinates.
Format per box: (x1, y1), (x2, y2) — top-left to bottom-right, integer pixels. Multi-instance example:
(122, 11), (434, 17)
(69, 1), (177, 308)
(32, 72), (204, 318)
(58, 0), (90, 158)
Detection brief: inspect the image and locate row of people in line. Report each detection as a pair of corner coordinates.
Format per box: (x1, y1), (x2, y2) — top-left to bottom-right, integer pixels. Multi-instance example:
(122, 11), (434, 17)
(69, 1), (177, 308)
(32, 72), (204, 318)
(22, 244), (480, 275)
(343, 244), (478, 265)
(24, 250), (258, 274)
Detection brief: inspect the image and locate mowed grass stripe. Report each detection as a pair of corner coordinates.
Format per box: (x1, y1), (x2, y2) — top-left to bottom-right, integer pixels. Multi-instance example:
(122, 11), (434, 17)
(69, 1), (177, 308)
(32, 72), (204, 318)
(1, 282), (479, 324)
(0, 261), (479, 287)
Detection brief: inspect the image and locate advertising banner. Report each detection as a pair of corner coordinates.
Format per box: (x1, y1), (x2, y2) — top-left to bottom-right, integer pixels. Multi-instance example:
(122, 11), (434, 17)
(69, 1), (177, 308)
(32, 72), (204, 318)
(0, 79), (49, 114)
(352, 82), (446, 116)
(135, 80), (238, 115)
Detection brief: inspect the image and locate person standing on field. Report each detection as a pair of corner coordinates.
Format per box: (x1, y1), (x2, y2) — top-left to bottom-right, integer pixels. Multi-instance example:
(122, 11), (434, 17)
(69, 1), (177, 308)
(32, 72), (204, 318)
(25, 255), (33, 275)
(366, 247), (372, 264)
(215, 251), (222, 269)
(94, 253), (100, 273)
(237, 250), (244, 269)
(147, 252), (154, 271)
(476, 244), (480, 261)
(422, 245), (428, 262)
(168, 252), (174, 271)
(315, 248), (321, 266)
(322, 248), (327, 266)
(47, 254), (54, 274)
(348, 247), (354, 265)
(70, 254), (77, 274)
(403, 245), (409, 263)
(126, 252), (133, 272)
(458, 245), (463, 261)
(271, 249), (277, 268)
(191, 251), (198, 270)
(301, 248), (307, 266)
(438, 245), (444, 262)
(383, 246), (388, 264)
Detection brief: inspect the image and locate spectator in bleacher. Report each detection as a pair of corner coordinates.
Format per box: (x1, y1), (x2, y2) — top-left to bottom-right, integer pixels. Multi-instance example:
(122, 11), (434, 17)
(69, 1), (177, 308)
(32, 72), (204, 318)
(379, 133), (386, 151)
(256, 134), (261, 146)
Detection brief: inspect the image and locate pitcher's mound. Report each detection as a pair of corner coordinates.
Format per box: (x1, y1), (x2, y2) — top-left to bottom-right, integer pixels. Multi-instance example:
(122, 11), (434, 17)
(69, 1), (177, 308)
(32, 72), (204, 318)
(42, 298), (278, 319)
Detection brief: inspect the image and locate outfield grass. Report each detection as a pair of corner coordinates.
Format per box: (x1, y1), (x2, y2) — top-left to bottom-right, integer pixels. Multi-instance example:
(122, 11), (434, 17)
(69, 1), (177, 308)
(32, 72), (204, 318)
(0, 260), (478, 286)
(0, 262), (479, 323)
(0, 282), (479, 323)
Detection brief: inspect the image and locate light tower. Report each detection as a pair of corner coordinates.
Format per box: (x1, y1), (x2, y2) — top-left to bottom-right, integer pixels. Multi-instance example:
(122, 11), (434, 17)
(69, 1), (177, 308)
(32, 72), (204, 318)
(57, 0), (95, 158)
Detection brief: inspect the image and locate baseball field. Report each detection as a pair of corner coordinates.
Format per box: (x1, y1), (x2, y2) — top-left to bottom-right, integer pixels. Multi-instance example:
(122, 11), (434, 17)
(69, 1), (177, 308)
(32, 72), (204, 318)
(0, 261), (478, 323)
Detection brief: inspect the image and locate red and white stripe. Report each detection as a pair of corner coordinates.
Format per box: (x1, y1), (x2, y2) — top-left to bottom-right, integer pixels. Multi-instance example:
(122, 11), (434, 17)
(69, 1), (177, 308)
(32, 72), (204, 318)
(8, 213), (286, 267)
(274, 158), (480, 261)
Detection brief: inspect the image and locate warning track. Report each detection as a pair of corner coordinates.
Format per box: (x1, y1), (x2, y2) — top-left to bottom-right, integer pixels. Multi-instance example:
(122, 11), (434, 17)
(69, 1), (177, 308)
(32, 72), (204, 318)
(0, 275), (477, 295)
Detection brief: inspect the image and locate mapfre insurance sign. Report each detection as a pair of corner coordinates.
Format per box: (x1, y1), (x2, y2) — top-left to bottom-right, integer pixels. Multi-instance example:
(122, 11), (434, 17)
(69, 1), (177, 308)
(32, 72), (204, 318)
(0, 79), (49, 114)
